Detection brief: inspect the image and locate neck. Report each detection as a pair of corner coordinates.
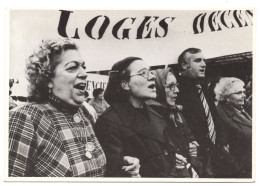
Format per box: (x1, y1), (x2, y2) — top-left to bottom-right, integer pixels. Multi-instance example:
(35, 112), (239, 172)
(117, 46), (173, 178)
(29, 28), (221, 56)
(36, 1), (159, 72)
(128, 96), (144, 108)
(180, 74), (198, 82)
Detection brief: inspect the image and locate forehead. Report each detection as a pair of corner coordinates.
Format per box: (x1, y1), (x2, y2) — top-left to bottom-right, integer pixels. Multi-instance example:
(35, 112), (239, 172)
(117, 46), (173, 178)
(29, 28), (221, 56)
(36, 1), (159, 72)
(58, 49), (84, 64)
(127, 60), (148, 72)
(184, 52), (205, 62)
(231, 81), (245, 92)
(166, 72), (177, 84)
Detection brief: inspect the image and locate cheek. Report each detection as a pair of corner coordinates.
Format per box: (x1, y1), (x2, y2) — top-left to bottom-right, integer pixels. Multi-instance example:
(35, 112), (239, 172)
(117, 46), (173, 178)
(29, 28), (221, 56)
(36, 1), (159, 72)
(129, 80), (147, 95)
(53, 73), (74, 90)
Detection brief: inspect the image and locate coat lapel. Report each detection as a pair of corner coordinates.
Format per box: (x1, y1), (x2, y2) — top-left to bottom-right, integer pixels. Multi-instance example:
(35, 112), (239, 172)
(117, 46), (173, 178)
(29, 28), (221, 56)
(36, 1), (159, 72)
(223, 103), (252, 127)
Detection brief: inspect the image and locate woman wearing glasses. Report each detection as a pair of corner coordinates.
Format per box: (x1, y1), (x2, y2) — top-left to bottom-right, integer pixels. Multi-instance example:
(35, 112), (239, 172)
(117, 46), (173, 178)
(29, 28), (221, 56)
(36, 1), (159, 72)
(146, 68), (202, 177)
(95, 57), (183, 177)
(214, 77), (252, 178)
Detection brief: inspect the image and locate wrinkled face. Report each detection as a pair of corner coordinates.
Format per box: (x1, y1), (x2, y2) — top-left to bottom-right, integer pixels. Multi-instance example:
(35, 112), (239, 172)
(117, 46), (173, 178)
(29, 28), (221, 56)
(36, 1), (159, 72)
(49, 49), (87, 106)
(227, 82), (246, 108)
(183, 52), (206, 79)
(165, 72), (179, 106)
(124, 60), (156, 101)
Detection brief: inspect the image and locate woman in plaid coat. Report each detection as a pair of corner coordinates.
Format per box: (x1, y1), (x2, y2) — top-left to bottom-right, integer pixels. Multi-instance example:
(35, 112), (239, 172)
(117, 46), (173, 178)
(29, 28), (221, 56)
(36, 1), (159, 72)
(9, 38), (140, 177)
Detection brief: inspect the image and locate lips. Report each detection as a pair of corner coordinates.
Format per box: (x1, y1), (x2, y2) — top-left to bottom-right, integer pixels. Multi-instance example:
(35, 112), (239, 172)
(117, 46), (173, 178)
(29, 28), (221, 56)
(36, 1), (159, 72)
(148, 83), (155, 89)
(74, 83), (86, 91)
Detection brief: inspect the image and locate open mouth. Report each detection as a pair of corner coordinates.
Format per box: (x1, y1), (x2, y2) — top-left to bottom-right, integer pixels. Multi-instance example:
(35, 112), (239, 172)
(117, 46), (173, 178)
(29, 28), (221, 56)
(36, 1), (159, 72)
(148, 84), (155, 89)
(199, 69), (205, 73)
(74, 83), (86, 91)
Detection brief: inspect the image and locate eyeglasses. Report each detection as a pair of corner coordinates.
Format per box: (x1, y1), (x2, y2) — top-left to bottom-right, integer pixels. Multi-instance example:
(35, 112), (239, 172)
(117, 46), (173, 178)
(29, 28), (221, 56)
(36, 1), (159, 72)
(164, 83), (179, 91)
(129, 70), (156, 79)
(230, 91), (246, 95)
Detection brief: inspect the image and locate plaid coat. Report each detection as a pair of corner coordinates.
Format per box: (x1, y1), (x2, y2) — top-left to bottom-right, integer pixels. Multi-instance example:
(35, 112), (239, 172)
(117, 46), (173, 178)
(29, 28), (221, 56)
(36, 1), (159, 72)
(9, 95), (106, 177)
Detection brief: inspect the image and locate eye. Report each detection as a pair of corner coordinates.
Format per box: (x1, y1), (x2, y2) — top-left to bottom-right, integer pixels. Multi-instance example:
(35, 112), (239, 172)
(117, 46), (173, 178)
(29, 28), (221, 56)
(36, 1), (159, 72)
(139, 70), (147, 76)
(67, 65), (78, 71)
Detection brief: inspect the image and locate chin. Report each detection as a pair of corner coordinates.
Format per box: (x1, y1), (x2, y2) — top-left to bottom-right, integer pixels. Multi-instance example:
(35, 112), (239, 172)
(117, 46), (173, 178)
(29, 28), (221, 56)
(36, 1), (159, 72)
(73, 97), (85, 105)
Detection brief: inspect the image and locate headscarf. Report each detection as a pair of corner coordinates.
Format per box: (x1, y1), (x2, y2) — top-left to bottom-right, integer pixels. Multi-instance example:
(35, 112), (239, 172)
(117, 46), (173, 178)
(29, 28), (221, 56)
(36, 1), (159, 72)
(154, 68), (183, 112)
(154, 68), (183, 127)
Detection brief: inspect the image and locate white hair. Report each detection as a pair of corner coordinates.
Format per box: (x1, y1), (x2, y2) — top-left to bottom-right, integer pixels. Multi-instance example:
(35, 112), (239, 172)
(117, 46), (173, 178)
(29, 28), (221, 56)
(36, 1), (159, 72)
(214, 77), (245, 101)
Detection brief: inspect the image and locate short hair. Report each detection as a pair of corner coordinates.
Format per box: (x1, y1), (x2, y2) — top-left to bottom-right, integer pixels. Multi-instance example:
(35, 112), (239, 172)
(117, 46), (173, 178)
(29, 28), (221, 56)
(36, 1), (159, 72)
(104, 57), (142, 105)
(214, 77), (245, 102)
(178, 48), (201, 72)
(25, 38), (78, 103)
(93, 88), (104, 98)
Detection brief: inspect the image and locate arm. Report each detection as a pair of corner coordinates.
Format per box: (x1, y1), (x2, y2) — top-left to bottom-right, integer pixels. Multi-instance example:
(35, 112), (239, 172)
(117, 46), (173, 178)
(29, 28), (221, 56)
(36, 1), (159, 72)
(95, 117), (126, 177)
(9, 109), (37, 176)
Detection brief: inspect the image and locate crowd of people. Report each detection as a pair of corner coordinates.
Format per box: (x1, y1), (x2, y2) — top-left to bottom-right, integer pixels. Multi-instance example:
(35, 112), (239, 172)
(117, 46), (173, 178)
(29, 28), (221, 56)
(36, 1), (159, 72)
(8, 38), (252, 178)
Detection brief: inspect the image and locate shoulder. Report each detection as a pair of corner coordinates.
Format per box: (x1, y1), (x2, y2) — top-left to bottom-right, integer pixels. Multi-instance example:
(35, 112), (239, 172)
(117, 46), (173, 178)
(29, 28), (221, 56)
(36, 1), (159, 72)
(9, 102), (55, 128)
(96, 106), (120, 125)
(216, 103), (228, 115)
(145, 100), (167, 118)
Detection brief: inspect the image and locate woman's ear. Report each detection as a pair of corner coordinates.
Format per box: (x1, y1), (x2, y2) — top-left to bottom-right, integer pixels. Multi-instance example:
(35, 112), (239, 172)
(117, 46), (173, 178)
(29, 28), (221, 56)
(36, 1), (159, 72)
(120, 80), (130, 90)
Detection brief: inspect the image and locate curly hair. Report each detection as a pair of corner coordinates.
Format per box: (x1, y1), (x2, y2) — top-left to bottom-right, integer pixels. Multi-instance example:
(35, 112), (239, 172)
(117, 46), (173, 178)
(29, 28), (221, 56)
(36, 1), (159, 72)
(214, 77), (245, 102)
(25, 38), (78, 103)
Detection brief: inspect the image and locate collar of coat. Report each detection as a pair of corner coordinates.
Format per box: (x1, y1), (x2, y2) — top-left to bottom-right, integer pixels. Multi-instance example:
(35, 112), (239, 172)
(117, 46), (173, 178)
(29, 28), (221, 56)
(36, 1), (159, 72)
(218, 102), (252, 127)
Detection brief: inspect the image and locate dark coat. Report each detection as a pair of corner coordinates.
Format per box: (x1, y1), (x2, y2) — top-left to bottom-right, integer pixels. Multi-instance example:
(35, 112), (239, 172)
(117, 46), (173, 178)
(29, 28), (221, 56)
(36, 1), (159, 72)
(176, 76), (220, 177)
(216, 102), (252, 178)
(147, 100), (203, 177)
(95, 102), (183, 177)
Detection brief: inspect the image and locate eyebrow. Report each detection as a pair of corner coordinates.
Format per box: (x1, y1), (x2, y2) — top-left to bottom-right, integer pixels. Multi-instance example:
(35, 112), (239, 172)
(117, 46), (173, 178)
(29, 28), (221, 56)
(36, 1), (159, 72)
(194, 58), (204, 61)
(137, 68), (149, 72)
(65, 61), (85, 67)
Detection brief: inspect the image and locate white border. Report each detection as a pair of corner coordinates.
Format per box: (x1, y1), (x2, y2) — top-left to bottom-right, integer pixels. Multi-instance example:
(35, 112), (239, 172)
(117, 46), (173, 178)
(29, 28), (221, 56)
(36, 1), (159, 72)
(1, 0), (259, 185)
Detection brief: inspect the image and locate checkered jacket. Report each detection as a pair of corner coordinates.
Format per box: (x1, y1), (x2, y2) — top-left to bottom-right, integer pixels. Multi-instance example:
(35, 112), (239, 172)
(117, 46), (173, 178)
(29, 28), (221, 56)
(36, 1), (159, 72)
(9, 95), (106, 177)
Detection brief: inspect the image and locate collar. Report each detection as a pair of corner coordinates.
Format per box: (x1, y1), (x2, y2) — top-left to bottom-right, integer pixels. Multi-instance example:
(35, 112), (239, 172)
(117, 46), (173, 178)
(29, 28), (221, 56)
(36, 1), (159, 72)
(48, 93), (80, 114)
(218, 102), (252, 126)
(112, 101), (167, 144)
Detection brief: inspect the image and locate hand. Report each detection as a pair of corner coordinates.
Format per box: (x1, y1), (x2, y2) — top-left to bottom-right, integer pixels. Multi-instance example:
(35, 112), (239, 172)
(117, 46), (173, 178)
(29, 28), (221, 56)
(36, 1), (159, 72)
(122, 156), (141, 177)
(189, 141), (199, 157)
(175, 153), (187, 169)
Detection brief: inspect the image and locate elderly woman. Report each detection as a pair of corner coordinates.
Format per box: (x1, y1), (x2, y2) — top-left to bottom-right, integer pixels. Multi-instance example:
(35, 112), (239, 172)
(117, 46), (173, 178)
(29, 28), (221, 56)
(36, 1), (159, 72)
(95, 57), (184, 177)
(9, 38), (139, 177)
(214, 77), (252, 178)
(146, 68), (202, 177)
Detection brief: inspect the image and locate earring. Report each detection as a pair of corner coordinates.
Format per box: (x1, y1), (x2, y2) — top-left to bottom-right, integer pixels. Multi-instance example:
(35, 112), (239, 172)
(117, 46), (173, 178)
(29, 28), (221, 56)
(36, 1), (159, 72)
(49, 88), (52, 94)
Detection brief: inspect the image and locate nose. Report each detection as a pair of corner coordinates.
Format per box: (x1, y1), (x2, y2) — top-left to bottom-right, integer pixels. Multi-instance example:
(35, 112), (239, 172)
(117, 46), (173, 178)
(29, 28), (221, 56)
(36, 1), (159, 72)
(77, 67), (88, 80)
(201, 60), (206, 67)
(148, 70), (156, 80)
(242, 92), (246, 98)
(174, 86), (179, 94)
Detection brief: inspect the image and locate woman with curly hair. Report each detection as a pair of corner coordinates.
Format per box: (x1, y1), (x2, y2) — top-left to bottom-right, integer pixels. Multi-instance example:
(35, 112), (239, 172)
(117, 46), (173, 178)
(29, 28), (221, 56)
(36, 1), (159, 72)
(214, 77), (252, 178)
(9, 38), (140, 177)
